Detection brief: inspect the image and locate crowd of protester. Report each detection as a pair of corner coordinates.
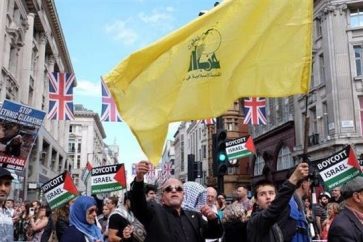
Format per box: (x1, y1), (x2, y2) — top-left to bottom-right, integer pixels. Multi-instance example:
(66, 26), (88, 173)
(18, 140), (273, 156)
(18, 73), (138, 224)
(1, 160), (363, 242)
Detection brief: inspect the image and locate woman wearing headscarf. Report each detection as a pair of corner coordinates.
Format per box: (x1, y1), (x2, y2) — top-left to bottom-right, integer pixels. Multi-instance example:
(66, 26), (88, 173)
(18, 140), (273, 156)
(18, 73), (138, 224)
(61, 196), (103, 242)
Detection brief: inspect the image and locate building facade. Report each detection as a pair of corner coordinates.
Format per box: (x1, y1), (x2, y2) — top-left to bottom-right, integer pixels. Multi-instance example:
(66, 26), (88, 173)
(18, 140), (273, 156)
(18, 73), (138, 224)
(173, 122), (188, 182)
(68, 104), (106, 193)
(250, 0), (363, 187)
(0, 0), (76, 200)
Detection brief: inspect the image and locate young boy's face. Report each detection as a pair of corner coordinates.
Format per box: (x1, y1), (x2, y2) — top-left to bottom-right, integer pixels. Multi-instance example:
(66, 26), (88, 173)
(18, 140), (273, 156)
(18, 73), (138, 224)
(255, 185), (276, 209)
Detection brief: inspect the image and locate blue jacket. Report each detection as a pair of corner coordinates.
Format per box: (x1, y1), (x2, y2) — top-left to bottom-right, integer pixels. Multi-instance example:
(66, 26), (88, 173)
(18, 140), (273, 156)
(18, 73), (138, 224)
(60, 226), (86, 242)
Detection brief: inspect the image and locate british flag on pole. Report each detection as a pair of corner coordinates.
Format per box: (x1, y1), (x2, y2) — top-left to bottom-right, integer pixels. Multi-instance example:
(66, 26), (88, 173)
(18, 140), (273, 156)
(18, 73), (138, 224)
(243, 97), (267, 125)
(163, 162), (174, 176)
(48, 72), (75, 120)
(101, 79), (122, 122)
(201, 118), (216, 126)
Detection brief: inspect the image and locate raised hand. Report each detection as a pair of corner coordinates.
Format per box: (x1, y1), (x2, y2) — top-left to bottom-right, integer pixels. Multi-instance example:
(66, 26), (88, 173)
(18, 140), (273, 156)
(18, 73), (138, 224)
(289, 162), (309, 185)
(135, 161), (150, 182)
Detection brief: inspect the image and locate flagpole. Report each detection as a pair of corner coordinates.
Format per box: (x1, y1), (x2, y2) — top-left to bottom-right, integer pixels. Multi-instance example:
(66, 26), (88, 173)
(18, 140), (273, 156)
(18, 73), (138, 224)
(303, 92), (319, 238)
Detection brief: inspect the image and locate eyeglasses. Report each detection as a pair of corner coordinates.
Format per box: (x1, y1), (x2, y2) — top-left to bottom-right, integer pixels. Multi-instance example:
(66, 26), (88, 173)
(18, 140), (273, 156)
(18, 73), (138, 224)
(163, 185), (183, 193)
(88, 208), (97, 214)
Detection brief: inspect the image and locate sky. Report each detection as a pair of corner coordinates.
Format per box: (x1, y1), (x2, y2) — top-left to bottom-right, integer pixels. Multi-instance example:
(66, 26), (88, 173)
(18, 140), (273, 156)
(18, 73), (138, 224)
(54, 0), (219, 175)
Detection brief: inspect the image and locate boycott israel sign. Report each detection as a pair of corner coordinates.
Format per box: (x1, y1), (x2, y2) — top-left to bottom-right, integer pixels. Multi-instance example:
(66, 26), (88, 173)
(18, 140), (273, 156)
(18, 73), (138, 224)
(225, 135), (255, 160)
(41, 171), (78, 209)
(91, 164), (126, 194)
(312, 145), (361, 190)
(0, 100), (46, 170)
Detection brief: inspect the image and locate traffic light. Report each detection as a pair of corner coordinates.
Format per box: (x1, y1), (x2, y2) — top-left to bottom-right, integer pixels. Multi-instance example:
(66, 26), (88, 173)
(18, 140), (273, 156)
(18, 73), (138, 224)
(187, 154), (195, 181)
(193, 161), (202, 179)
(216, 129), (228, 176)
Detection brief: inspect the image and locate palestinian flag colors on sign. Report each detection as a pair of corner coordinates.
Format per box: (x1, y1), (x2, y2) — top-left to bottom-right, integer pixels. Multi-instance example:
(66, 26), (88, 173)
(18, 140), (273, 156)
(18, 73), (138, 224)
(81, 161), (93, 184)
(41, 171), (78, 210)
(312, 145), (361, 190)
(91, 164), (126, 194)
(225, 135), (256, 160)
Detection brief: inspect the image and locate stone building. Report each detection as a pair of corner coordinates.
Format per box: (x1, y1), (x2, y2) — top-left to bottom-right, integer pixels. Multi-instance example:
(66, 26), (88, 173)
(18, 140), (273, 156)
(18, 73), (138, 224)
(0, 0), (76, 200)
(250, 0), (363, 186)
(67, 104), (106, 193)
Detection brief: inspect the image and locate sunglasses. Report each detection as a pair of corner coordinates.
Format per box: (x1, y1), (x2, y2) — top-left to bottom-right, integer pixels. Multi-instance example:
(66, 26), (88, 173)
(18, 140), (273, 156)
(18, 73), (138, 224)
(163, 185), (183, 193)
(88, 208), (98, 214)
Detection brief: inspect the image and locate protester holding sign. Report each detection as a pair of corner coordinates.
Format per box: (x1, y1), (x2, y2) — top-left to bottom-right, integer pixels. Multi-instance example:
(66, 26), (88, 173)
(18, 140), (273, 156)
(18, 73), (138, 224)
(131, 161), (223, 242)
(61, 196), (103, 242)
(247, 163), (309, 242)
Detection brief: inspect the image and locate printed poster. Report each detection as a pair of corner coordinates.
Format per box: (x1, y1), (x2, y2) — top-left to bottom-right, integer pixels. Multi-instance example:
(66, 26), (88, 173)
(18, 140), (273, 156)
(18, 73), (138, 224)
(312, 145), (361, 190)
(41, 171), (78, 209)
(91, 164), (126, 194)
(225, 135), (256, 160)
(0, 100), (46, 170)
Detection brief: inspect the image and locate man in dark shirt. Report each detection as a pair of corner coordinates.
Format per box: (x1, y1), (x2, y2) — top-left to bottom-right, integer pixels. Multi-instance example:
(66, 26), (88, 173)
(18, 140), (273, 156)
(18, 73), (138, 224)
(247, 163), (309, 242)
(108, 192), (142, 242)
(131, 161), (223, 242)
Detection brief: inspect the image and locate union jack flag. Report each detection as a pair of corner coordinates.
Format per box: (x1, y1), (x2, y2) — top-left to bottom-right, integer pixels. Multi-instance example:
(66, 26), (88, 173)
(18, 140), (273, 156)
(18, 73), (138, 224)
(145, 163), (156, 183)
(163, 162), (174, 176)
(201, 118), (216, 125)
(101, 78), (122, 122)
(48, 72), (75, 120)
(243, 97), (267, 125)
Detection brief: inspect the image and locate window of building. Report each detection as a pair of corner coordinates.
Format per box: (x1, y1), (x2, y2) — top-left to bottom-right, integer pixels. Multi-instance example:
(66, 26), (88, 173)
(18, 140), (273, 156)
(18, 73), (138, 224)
(254, 155), (265, 176)
(315, 18), (322, 37)
(28, 77), (34, 105)
(276, 146), (293, 171)
(323, 102), (329, 138)
(77, 143), (81, 153)
(76, 155), (81, 169)
(309, 107), (317, 134)
(350, 8), (363, 28)
(202, 145), (206, 159)
(68, 142), (75, 153)
(359, 96), (363, 135)
(69, 125), (73, 133)
(319, 53), (326, 84)
(227, 122), (233, 131)
(354, 45), (363, 76)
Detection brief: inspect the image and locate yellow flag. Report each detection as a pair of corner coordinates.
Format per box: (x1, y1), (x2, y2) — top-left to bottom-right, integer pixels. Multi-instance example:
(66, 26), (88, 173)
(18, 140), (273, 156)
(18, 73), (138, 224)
(103, 0), (313, 164)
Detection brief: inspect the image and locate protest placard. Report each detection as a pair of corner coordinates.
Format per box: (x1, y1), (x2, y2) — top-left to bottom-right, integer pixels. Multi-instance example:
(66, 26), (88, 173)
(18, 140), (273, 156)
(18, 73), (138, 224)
(312, 145), (361, 190)
(91, 164), (126, 194)
(0, 100), (46, 170)
(225, 135), (256, 160)
(41, 171), (78, 209)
